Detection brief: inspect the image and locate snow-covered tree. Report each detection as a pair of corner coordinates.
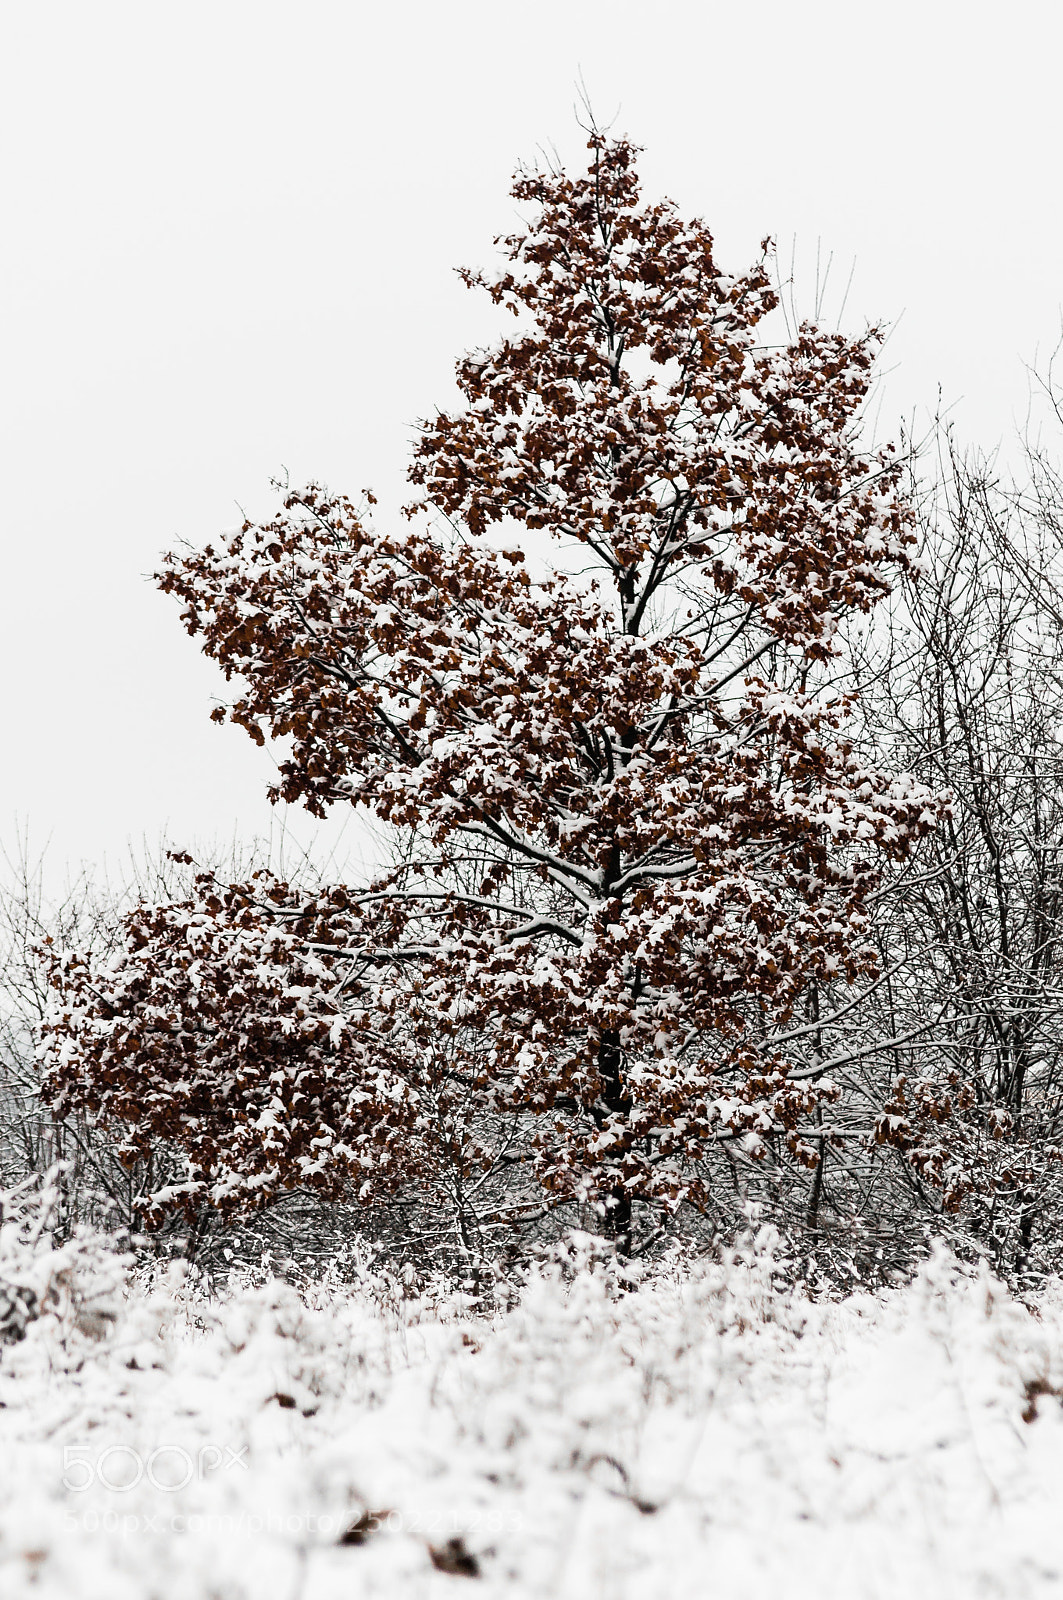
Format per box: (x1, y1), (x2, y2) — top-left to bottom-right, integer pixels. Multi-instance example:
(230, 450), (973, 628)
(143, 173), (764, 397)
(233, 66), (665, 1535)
(861, 438), (1063, 1274)
(41, 135), (943, 1249)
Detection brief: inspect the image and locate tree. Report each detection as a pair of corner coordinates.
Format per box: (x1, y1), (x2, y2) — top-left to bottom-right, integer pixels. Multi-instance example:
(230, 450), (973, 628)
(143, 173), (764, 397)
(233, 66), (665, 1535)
(858, 432), (1063, 1276)
(40, 134), (942, 1254)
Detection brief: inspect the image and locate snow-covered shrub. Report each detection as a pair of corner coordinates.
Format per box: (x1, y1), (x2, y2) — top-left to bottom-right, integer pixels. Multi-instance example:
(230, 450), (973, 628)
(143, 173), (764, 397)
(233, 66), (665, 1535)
(432, 1226), (808, 1515)
(0, 1172), (130, 1352)
(0, 1238), (1062, 1596)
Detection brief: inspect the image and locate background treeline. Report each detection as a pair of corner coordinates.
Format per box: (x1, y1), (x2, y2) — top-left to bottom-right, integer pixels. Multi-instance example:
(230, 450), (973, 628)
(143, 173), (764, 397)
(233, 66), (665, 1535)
(7, 423), (1063, 1289)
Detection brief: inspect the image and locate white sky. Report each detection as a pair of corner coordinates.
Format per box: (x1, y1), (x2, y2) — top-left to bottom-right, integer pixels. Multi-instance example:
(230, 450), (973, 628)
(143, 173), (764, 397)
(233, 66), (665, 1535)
(3, 0), (1061, 885)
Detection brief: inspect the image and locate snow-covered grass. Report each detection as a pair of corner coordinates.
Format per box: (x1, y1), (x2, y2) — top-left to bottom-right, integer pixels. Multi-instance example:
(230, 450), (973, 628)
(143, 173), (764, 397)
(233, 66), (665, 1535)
(2, 1202), (1062, 1599)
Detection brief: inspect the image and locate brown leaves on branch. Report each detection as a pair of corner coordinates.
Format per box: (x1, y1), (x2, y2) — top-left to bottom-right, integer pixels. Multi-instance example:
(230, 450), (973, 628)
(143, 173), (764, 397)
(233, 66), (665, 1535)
(39, 869), (426, 1221)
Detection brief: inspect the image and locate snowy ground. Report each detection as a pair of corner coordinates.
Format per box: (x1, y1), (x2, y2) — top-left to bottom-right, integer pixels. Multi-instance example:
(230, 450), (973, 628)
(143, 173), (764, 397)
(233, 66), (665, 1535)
(2, 1217), (1063, 1599)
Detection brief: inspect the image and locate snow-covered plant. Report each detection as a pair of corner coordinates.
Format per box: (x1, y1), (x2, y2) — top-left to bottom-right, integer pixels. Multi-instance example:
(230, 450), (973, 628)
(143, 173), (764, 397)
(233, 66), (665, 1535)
(39, 868), (425, 1223)
(847, 442), (1063, 1276)
(40, 133), (944, 1247)
(0, 1172), (129, 1349)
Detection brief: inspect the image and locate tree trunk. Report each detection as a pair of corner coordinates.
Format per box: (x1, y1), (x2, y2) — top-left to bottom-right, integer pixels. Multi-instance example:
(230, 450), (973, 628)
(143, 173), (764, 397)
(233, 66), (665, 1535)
(598, 1029), (633, 1257)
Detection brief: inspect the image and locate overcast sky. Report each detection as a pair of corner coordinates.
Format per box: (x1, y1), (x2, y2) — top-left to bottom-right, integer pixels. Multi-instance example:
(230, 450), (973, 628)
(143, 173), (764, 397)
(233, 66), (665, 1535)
(4, 0), (1061, 885)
